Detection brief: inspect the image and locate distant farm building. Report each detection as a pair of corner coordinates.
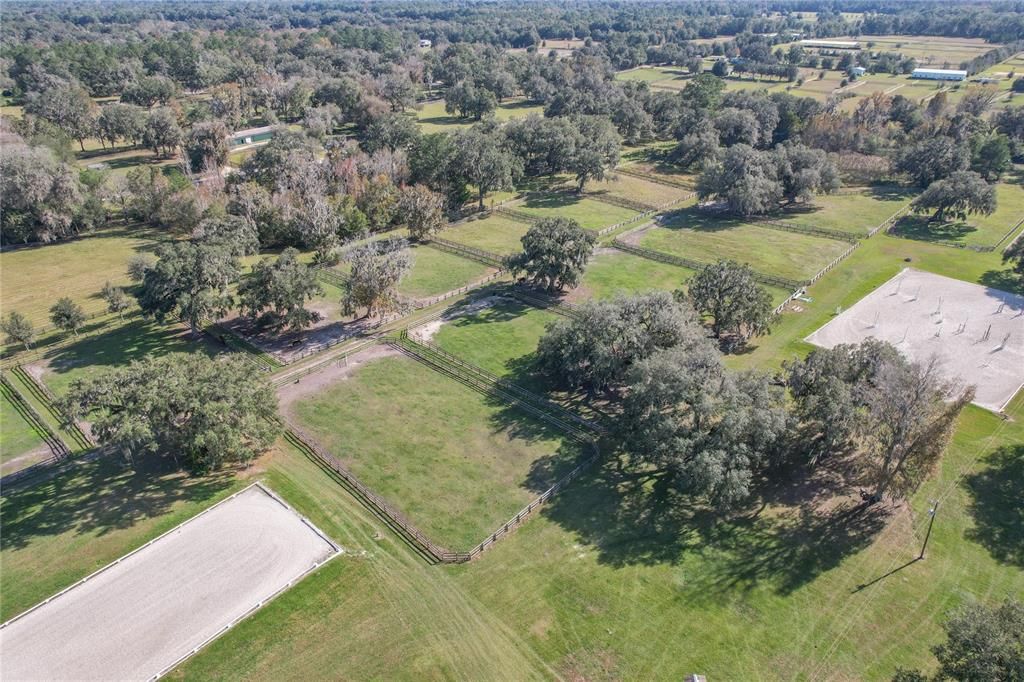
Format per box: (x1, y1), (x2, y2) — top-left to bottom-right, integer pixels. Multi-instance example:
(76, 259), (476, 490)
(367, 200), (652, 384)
(419, 39), (432, 48)
(800, 39), (860, 50)
(230, 125), (275, 147)
(852, 66), (867, 76)
(910, 68), (967, 81)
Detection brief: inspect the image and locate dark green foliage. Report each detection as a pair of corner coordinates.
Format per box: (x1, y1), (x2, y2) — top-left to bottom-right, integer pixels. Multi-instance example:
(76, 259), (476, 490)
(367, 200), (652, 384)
(49, 297), (86, 335)
(508, 217), (595, 292)
(60, 354), (278, 471)
(239, 248), (323, 332)
(687, 260), (775, 347)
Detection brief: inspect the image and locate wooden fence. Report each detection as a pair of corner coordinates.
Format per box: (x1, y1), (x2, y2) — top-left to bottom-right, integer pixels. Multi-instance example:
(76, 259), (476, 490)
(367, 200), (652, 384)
(423, 237), (506, 268)
(1, 373), (70, 459)
(615, 166), (695, 191)
(611, 238), (804, 290)
(10, 365), (94, 449)
(753, 217), (858, 243)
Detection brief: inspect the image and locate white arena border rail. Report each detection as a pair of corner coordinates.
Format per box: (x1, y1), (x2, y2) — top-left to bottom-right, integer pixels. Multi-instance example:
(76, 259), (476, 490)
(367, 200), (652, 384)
(0, 481), (342, 680)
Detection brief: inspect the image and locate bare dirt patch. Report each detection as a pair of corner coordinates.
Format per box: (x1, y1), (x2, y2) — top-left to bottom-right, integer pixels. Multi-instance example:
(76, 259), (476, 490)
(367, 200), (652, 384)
(408, 294), (509, 343)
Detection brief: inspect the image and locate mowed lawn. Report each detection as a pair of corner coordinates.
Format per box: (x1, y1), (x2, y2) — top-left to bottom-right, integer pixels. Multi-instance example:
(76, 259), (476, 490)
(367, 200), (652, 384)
(890, 178), (1024, 247)
(780, 188), (915, 235)
(640, 210), (850, 281)
(514, 193), (639, 231)
(575, 249), (793, 305)
(431, 297), (559, 377)
(399, 245), (496, 299)
(176, 377), (1024, 681)
(290, 354), (582, 550)
(444, 214), (533, 255)
(0, 393), (47, 472)
(584, 173), (693, 208)
(33, 318), (221, 397)
(0, 226), (166, 326)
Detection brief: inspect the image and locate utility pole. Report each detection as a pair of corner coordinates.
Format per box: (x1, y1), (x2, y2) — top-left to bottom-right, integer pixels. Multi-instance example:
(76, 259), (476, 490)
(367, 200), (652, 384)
(919, 500), (939, 560)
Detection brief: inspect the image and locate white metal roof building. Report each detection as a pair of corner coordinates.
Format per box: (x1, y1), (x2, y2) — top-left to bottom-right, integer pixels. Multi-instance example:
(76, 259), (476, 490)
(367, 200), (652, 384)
(910, 68), (968, 81)
(800, 39), (860, 49)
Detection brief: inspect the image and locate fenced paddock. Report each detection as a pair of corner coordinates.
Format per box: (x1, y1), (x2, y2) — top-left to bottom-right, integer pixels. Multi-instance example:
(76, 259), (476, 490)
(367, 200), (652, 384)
(806, 269), (1024, 413)
(0, 483), (339, 681)
(631, 211), (851, 283)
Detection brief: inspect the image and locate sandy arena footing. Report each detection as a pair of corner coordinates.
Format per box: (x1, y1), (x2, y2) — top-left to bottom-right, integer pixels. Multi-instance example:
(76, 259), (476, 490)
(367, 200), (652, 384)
(0, 483), (339, 681)
(805, 268), (1024, 412)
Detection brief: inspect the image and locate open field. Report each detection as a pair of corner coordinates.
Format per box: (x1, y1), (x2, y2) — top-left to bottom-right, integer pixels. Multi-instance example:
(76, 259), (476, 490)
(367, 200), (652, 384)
(1, 225), (166, 326)
(0, 484), (338, 681)
(636, 209), (851, 282)
(807, 268), (1024, 411)
(400, 245), (497, 299)
(444, 214), (533, 255)
(843, 35), (1000, 65)
(585, 172), (693, 208)
(780, 187), (915, 236)
(426, 295), (559, 378)
(415, 99), (544, 134)
(512, 193), (640, 231)
(29, 318), (222, 397)
(889, 177), (1024, 247)
(0, 393), (48, 475)
(173, 390), (1024, 680)
(574, 249), (695, 302)
(287, 352), (582, 550)
(615, 66), (687, 83)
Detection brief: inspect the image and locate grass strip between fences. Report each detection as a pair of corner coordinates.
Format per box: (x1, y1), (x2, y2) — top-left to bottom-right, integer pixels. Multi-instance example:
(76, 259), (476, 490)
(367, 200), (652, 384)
(1, 373), (69, 460)
(9, 365), (93, 450)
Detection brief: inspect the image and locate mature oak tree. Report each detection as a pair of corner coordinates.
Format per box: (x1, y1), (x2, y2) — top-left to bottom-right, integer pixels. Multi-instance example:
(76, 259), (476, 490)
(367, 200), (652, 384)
(509, 217), (596, 292)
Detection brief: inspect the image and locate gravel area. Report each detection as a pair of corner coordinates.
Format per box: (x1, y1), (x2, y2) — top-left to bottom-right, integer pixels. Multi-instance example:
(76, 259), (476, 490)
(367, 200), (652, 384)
(0, 484), (339, 681)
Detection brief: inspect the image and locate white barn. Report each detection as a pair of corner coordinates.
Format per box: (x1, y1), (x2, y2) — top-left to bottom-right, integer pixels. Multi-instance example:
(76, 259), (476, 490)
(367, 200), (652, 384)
(800, 39), (860, 50)
(910, 68), (967, 81)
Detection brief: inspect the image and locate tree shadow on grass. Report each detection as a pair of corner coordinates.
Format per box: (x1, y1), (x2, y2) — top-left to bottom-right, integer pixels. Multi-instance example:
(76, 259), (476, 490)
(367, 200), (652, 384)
(0, 453), (235, 551)
(963, 444), (1024, 568)
(659, 206), (749, 232)
(979, 269), (1024, 296)
(889, 215), (978, 243)
(533, 454), (892, 597)
(42, 320), (220, 387)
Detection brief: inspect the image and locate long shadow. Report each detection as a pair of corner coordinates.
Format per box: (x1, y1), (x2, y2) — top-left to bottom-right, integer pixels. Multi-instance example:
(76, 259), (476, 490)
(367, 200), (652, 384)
(0, 453), (235, 551)
(531, 453), (891, 597)
(659, 206), (749, 232)
(889, 215), (978, 243)
(979, 269), (1024, 296)
(44, 320), (220, 385)
(963, 444), (1024, 568)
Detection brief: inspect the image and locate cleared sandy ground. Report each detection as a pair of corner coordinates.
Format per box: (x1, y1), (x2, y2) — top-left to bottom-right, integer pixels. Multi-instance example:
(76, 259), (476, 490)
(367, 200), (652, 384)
(806, 268), (1024, 412)
(0, 484), (339, 681)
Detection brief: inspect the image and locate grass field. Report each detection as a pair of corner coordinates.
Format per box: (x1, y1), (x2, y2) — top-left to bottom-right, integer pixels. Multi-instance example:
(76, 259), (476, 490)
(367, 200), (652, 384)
(399, 245), (496, 299)
(416, 99), (544, 134)
(513, 194), (640, 231)
(615, 67), (686, 83)
(780, 187), (915, 235)
(0, 225), (166, 326)
(889, 177), (1024, 247)
(431, 298), (559, 378)
(173, 386), (1023, 680)
(33, 318), (222, 397)
(638, 210), (851, 281)
(444, 214), (533, 255)
(585, 172), (693, 208)
(0, 393), (47, 471)
(290, 353), (582, 550)
(576, 249), (793, 305)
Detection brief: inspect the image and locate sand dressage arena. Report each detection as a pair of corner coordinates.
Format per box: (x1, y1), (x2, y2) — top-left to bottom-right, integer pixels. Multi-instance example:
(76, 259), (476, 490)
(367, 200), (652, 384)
(0, 484), (339, 681)
(806, 268), (1024, 412)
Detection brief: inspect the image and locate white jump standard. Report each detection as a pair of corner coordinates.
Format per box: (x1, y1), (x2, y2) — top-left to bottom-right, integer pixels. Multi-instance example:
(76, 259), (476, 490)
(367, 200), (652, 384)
(805, 268), (1024, 413)
(0, 483), (340, 681)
